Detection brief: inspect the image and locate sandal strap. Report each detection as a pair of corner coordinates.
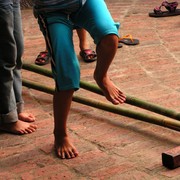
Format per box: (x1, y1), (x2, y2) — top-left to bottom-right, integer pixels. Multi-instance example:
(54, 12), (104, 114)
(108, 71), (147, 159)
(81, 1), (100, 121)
(162, 1), (178, 12)
(37, 51), (49, 58)
(82, 49), (96, 57)
(119, 34), (134, 43)
(154, 1), (178, 14)
(154, 6), (163, 14)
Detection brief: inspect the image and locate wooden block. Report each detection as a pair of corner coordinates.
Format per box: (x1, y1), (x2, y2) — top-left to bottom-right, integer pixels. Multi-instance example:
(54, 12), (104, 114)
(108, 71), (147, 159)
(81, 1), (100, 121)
(162, 146), (180, 169)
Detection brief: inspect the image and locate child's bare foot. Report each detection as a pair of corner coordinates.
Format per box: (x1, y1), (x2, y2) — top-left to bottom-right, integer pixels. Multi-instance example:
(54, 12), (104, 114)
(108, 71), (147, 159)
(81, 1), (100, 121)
(18, 112), (35, 122)
(95, 75), (126, 105)
(0, 120), (37, 135)
(54, 135), (78, 159)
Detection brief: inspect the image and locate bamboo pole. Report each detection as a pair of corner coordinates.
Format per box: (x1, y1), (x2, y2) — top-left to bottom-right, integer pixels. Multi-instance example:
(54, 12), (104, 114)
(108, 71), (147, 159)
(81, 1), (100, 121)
(22, 79), (180, 131)
(22, 63), (180, 120)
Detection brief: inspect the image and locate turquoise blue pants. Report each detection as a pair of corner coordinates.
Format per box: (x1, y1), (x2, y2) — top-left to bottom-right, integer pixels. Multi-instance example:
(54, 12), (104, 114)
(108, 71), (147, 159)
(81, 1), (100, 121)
(39, 0), (120, 91)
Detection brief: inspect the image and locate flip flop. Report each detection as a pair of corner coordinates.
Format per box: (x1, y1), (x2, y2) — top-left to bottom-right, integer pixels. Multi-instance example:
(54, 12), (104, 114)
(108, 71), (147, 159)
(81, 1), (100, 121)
(80, 49), (97, 63)
(35, 51), (50, 66)
(149, 1), (180, 17)
(118, 34), (139, 45)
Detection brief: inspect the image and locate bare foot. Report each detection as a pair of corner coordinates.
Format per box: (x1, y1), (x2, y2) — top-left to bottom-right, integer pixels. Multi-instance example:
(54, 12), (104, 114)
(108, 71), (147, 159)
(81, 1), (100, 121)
(18, 112), (35, 122)
(54, 136), (78, 159)
(0, 120), (37, 135)
(95, 75), (126, 105)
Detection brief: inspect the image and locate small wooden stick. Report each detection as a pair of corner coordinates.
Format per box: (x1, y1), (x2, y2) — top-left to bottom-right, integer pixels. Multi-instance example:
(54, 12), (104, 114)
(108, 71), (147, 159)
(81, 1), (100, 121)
(22, 79), (180, 131)
(162, 146), (180, 169)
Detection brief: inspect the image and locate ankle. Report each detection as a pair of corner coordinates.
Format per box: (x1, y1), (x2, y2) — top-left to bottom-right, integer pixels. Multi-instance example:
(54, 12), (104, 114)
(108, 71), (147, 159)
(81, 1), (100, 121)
(94, 72), (108, 84)
(53, 129), (67, 137)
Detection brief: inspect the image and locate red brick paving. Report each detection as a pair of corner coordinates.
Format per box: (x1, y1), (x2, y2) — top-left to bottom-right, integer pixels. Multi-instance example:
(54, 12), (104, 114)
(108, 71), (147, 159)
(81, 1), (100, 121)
(0, 0), (180, 179)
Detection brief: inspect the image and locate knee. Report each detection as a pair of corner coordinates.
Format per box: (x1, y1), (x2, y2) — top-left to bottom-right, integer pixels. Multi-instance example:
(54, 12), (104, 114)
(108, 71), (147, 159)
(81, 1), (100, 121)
(99, 34), (118, 48)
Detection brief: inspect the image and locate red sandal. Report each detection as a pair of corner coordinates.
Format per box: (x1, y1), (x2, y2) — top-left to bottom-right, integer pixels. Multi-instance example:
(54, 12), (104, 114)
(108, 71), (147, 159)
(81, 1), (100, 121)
(149, 1), (180, 17)
(35, 51), (50, 66)
(79, 49), (97, 63)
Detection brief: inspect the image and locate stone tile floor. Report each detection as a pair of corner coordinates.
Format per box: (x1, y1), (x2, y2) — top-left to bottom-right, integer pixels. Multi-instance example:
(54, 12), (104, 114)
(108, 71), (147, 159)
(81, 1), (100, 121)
(0, 0), (180, 179)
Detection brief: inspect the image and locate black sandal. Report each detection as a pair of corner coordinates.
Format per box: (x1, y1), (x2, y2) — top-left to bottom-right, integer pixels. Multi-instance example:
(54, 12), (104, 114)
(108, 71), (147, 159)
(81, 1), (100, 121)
(118, 34), (139, 45)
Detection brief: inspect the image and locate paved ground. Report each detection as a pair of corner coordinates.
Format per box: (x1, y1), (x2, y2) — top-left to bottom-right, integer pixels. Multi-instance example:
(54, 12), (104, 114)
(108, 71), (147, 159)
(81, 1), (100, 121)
(0, 0), (180, 179)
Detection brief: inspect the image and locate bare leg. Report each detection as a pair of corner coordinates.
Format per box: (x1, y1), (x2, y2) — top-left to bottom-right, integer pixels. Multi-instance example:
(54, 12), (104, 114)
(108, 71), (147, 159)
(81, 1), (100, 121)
(53, 90), (78, 159)
(18, 112), (35, 122)
(0, 120), (37, 135)
(76, 28), (89, 51)
(94, 34), (126, 105)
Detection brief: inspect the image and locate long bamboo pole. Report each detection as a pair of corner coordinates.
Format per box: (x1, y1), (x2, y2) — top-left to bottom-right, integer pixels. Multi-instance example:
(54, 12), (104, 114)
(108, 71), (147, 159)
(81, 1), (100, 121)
(22, 63), (180, 120)
(22, 79), (180, 131)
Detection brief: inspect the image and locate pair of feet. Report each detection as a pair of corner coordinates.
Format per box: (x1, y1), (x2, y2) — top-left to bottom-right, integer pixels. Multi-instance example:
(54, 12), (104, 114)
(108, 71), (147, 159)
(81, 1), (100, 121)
(55, 76), (126, 159)
(0, 113), (37, 135)
(35, 49), (97, 65)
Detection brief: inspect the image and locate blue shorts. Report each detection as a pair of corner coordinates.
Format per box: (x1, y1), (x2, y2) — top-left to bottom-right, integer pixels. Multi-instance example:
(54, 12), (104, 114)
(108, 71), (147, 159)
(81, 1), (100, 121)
(38, 0), (120, 91)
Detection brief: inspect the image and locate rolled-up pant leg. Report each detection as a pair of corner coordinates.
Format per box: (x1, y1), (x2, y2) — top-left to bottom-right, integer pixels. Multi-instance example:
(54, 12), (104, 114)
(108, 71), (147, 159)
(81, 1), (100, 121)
(0, 2), (23, 125)
(72, 0), (120, 44)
